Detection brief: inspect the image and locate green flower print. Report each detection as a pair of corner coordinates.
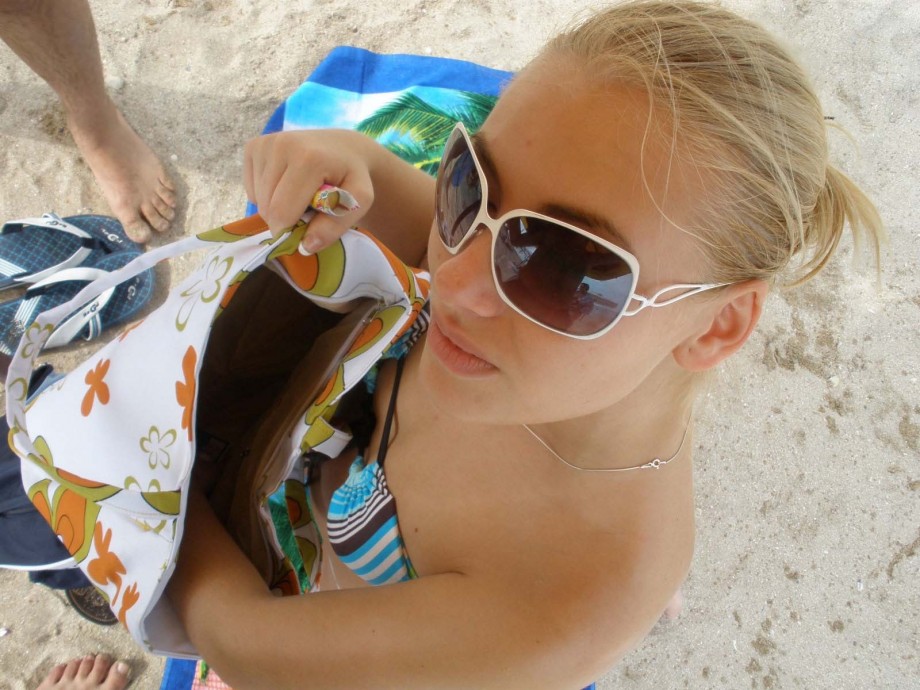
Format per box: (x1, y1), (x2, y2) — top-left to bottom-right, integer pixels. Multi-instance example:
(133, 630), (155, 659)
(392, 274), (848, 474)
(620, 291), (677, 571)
(175, 254), (233, 332)
(139, 426), (177, 470)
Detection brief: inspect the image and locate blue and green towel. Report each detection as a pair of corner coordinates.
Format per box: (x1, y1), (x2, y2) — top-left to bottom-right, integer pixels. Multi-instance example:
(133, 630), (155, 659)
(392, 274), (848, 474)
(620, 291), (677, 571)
(244, 45), (510, 220)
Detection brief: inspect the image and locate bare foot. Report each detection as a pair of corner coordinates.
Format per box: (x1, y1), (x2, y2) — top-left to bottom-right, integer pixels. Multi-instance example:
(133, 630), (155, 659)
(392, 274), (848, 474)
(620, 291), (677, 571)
(67, 101), (176, 244)
(36, 654), (130, 690)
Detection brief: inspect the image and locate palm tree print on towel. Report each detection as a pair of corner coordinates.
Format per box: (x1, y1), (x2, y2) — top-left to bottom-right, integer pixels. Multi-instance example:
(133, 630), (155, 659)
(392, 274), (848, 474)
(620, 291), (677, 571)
(355, 91), (497, 174)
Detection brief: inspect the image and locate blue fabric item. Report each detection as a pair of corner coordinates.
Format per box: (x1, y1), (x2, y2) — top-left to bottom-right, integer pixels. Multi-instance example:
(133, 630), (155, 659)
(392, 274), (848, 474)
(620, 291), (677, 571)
(84, 251), (156, 336)
(159, 658), (196, 690)
(309, 46), (511, 94)
(0, 364), (91, 589)
(0, 223), (91, 291)
(0, 249), (154, 356)
(0, 214), (140, 292)
(327, 461), (413, 586)
(244, 47), (512, 217)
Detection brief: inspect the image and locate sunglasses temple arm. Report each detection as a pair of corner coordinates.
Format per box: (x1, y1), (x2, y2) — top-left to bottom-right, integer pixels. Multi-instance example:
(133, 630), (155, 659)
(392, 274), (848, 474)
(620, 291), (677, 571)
(622, 283), (730, 317)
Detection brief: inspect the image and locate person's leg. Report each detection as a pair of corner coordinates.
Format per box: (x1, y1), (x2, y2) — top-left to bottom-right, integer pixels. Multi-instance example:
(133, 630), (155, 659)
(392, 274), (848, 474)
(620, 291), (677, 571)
(0, 0), (175, 243)
(36, 654), (130, 690)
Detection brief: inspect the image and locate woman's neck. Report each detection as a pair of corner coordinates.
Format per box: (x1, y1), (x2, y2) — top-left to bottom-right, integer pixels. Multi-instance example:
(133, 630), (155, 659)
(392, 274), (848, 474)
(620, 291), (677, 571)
(520, 362), (697, 473)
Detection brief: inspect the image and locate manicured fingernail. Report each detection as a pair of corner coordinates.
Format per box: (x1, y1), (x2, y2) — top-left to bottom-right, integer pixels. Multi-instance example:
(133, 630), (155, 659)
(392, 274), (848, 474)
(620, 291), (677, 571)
(115, 661), (130, 676)
(297, 243), (312, 256)
(303, 234), (322, 252)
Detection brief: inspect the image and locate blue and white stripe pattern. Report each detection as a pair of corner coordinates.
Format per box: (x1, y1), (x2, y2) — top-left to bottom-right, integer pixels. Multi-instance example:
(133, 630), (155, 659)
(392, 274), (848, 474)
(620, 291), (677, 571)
(1, 296), (41, 354)
(326, 457), (413, 586)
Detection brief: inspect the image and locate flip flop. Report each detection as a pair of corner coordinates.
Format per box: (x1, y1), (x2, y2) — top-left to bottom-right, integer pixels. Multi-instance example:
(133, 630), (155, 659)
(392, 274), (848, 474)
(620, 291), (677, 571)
(65, 586), (118, 626)
(0, 250), (155, 355)
(0, 213), (140, 292)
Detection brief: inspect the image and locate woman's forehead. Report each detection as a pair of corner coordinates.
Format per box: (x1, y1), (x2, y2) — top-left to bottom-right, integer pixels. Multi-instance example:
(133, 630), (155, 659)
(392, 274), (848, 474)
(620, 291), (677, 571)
(485, 65), (701, 228)
(469, 128), (636, 253)
(477, 60), (712, 282)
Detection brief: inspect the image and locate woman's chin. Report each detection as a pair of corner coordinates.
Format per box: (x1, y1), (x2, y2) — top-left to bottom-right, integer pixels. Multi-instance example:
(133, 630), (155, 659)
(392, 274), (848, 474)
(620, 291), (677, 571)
(416, 344), (508, 423)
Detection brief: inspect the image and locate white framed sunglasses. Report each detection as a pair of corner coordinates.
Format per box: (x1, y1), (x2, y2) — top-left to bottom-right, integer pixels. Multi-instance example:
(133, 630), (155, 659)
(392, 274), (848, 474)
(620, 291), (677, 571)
(434, 122), (729, 339)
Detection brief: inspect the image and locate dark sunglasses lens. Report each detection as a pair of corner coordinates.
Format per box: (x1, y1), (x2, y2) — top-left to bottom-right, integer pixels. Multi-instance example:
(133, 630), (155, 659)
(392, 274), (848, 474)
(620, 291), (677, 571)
(436, 133), (481, 248)
(494, 217), (634, 336)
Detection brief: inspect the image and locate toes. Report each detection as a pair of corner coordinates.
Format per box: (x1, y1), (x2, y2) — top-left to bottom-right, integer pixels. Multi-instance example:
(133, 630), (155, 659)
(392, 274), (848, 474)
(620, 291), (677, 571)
(124, 219), (153, 244)
(152, 194), (176, 222)
(62, 658), (82, 680)
(102, 660), (131, 690)
(77, 654), (97, 678)
(89, 654), (114, 683)
(36, 663), (67, 689)
(140, 201), (171, 233)
(157, 176), (177, 197)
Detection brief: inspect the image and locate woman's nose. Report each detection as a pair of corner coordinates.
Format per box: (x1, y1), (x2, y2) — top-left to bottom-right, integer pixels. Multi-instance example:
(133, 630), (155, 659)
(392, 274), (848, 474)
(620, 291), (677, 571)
(434, 226), (505, 319)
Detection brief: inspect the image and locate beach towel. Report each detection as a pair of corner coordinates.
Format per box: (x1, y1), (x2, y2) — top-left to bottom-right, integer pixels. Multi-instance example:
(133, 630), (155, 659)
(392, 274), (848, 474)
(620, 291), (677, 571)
(243, 45), (510, 218)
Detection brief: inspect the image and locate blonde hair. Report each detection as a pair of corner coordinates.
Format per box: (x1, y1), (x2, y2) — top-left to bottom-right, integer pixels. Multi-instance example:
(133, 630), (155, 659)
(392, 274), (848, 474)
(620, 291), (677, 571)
(544, 0), (884, 286)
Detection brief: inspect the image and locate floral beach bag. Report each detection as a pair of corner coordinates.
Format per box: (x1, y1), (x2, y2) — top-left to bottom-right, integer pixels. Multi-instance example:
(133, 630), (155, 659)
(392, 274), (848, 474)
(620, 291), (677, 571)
(4, 209), (430, 656)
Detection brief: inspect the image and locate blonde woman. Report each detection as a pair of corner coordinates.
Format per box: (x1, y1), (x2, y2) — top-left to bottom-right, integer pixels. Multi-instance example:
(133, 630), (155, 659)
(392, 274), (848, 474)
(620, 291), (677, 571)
(38, 1), (883, 688)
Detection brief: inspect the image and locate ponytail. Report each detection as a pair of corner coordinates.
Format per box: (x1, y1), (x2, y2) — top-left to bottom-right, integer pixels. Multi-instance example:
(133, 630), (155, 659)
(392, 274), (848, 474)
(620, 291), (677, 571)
(793, 164), (884, 286)
(544, 1), (884, 287)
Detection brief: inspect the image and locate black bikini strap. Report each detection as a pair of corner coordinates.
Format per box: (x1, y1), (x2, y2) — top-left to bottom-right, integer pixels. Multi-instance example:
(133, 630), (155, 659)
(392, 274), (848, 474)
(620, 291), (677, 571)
(376, 356), (407, 466)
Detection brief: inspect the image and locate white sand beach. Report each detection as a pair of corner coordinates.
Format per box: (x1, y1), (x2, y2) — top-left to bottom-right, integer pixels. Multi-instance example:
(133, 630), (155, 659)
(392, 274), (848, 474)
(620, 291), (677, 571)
(0, 1), (917, 688)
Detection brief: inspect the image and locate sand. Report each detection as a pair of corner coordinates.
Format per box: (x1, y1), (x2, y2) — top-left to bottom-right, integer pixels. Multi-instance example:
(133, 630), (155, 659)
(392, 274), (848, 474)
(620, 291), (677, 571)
(0, 1), (917, 688)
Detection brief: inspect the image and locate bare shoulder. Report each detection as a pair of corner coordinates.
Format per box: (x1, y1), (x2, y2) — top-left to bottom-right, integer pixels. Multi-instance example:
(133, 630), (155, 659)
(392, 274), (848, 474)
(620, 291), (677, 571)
(396, 429), (695, 677)
(457, 465), (694, 682)
(501, 467), (695, 664)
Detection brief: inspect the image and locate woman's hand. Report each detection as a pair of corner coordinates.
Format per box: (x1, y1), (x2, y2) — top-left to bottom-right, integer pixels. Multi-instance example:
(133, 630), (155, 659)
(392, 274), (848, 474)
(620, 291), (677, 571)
(244, 129), (376, 253)
(243, 128), (436, 266)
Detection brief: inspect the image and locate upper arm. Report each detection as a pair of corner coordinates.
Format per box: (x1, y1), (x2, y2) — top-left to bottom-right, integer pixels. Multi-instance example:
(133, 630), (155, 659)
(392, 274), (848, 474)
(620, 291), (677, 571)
(361, 140), (436, 267)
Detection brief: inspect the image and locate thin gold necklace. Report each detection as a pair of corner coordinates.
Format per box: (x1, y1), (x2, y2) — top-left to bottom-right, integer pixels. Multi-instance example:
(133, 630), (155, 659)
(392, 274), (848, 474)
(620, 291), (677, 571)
(521, 420), (691, 473)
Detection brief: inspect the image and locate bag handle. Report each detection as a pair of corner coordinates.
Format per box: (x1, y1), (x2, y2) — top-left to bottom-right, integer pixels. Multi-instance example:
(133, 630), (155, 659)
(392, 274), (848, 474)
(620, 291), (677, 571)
(4, 218), (275, 463)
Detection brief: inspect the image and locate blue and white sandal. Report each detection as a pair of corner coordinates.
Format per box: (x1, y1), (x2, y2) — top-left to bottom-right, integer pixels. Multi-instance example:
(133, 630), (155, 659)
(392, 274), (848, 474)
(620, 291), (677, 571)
(0, 213), (140, 291)
(0, 251), (155, 355)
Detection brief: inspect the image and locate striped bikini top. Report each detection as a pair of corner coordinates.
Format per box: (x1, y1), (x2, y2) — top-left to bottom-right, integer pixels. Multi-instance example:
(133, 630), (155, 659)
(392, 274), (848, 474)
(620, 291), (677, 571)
(322, 354), (416, 586)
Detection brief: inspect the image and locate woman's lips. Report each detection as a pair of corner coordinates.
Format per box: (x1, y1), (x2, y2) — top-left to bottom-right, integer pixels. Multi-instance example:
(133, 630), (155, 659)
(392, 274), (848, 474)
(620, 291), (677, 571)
(427, 316), (498, 376)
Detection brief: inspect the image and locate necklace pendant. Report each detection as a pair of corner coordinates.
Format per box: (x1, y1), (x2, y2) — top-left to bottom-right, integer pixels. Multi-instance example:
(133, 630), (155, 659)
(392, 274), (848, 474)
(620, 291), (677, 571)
(520, 420), (689, 473)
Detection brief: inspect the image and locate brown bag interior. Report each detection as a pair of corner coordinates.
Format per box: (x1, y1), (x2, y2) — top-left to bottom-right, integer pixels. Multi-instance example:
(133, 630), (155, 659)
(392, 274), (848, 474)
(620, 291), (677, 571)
(193, 266), (377, 584)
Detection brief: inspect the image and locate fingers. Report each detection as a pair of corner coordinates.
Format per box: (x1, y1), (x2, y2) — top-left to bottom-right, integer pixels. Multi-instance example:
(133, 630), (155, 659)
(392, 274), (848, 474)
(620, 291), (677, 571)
(300, 170), (373, 253)
(245, 133), (314, 234)
(300, 214), (347, 253)
(267, 160), (327, 234)
(244, 130), (375, 252)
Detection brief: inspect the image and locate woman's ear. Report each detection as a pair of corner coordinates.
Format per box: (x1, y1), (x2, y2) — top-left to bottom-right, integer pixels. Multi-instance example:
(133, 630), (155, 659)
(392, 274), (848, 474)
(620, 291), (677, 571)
(672, 280), (769, 372)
